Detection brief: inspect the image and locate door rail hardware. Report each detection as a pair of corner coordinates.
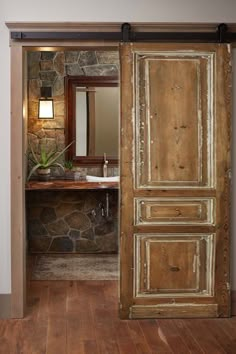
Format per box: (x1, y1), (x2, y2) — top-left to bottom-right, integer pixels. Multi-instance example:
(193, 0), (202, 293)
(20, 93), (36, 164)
(10, 23), (236, 43)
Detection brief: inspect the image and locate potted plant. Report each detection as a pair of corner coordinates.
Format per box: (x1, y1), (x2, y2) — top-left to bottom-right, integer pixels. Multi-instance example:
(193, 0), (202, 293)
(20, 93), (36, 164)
(27, 141), (74, 181)
(64, 160), (74, 179)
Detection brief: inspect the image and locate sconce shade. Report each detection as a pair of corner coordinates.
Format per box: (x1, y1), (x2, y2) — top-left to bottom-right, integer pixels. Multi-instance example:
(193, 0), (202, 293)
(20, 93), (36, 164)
(39, 99), (54, 119)
(38, 87), (54, 119)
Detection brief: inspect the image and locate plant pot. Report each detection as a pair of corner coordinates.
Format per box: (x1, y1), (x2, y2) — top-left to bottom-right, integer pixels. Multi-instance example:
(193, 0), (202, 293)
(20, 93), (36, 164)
(37, 168), (51, 176)
(37, 168), (51, 180)
(64, 170), (74, 180)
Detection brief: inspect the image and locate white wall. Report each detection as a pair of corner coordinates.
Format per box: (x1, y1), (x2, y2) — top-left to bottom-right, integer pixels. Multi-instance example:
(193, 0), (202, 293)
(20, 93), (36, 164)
(0, 19), (11, 293)
(2, 0), (236, 22)
(0, 0), (236, 293)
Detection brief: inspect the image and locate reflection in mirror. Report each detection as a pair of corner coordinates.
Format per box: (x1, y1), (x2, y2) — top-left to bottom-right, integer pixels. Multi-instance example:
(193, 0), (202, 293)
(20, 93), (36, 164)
(76, 86), (119, 156)
(66, 76), (119, 165)
(76, 87), (87, 156)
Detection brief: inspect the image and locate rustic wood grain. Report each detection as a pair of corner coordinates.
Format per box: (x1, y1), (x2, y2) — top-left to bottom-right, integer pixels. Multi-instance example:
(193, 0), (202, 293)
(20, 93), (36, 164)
(184, 319), (228, 354)
(139, 320), (173, 353)
(232, 290), (236, 315)
(25, 180), (119, 190)
(155, 319), (190, 353)
(0, 280), (236, 353)
(119, 42), (135, 319)
(141, 58), (201, 186)
(127, 321), (152, 353)
(170, 319), (205, 353)
(214, 44), (232, 317)
(46, 318), (67, 354)
(114, 322), (138, 354)
(120, 43), (231, 318)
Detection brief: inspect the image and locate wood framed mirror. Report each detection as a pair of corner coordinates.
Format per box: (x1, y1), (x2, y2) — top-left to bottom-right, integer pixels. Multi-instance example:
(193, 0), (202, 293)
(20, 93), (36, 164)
(65, 75), (119, 165)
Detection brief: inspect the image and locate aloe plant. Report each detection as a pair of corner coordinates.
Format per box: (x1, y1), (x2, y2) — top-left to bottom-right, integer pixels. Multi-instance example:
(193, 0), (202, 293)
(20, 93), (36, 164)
(64, 160), (74, 170)
(27, 141), (74, 181)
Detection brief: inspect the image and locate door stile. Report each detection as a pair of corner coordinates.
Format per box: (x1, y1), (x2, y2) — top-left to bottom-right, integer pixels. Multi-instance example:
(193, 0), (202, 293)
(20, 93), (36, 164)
(214, 44), (231, 316)
(119, 43), (135, 319)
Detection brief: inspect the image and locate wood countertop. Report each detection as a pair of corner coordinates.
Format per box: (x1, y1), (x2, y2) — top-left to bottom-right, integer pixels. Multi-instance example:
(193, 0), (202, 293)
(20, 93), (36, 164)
(25, 179), (119, 191)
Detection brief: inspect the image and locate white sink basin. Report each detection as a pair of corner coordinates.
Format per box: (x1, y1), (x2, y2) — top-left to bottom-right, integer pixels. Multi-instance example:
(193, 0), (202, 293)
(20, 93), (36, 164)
(86, 175), (119, 182)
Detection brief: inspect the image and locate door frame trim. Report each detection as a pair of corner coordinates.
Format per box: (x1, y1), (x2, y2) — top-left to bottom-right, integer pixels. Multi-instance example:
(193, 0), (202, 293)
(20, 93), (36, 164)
(232, 290), (236, 315)
(8, 33), (119, 319)
(10, 44), (25, 318)
(6, 21), (236, 318)
(0, 294), (11, 319)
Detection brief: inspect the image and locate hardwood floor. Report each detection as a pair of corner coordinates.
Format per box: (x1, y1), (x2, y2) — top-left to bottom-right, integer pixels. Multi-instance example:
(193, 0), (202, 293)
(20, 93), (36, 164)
(0, 280), (236, 353)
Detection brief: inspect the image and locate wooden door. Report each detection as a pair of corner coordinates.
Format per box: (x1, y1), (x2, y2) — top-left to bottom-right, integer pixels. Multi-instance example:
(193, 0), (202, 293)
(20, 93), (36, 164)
(119, 43), (231, 319)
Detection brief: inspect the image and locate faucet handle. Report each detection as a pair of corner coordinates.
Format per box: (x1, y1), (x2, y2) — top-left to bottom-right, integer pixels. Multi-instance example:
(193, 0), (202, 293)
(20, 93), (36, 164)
(99, 203), (105, 217)
(104, 152), (107, 163)
(103, 152), (108, 177)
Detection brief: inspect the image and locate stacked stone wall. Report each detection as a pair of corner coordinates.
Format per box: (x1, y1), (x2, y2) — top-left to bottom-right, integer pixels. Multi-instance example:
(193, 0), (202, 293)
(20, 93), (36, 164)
(27, 50), (119, 176)
(27, 190), (118, 254)
(27, 50), (119, 253)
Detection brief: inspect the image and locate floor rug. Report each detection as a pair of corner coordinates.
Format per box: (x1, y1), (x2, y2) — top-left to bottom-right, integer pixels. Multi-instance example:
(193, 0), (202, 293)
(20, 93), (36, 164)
(31, 254), (119, 280)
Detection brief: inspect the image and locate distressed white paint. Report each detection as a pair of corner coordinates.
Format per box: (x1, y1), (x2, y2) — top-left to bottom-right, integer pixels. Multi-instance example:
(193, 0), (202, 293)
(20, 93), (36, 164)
(130, 303), (218, 319)
(232, 48), (236, 293)
(134, 233), (215, 298)
(134, 197), (215, 225)
(133, 233), (216, 298)
(135, 51), (215, 189)
(0, 0), (236, 294)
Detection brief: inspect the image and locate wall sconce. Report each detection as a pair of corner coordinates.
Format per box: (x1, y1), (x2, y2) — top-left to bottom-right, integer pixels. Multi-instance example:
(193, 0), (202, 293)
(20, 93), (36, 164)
(38, 87), (54, 119)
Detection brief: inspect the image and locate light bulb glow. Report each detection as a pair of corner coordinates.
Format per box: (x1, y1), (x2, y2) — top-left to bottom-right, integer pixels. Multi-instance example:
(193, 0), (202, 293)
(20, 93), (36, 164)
(38, 99), (54, 119)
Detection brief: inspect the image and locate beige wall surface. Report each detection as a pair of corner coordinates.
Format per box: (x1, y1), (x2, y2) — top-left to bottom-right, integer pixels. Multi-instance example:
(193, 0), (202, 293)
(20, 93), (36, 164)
(1, 0), (236, 294)
(95, 87), (119, 156)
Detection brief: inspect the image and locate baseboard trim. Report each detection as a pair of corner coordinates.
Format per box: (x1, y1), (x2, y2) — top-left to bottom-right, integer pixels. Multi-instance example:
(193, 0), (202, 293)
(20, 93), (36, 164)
(0, 294), (11, 319)
(232, 290), (236, 316)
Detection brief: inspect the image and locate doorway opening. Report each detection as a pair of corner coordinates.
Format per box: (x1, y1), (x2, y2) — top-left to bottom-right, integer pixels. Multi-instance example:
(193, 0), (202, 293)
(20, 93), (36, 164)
(9, 23), (232, 320)
(25, 47), (120, 303)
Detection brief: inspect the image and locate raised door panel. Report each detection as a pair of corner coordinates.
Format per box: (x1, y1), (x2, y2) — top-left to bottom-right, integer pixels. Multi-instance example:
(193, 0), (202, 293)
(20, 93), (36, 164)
(120, 43), (231, 319)
(134, 234), (214, 298)
(135, 197), (215, 225)
(135, 52), (214, 189)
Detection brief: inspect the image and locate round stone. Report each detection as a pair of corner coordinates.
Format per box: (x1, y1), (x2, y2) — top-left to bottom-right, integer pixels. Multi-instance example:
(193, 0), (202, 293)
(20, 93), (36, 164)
(65, 211), (90, 231)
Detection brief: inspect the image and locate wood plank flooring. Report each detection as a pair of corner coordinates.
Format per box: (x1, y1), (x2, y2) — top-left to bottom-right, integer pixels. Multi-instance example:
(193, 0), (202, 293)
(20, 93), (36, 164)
(0, 280), (236, 354)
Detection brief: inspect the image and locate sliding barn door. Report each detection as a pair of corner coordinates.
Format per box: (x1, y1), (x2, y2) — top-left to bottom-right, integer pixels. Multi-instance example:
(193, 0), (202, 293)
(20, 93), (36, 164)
(119, 43), (231, 319)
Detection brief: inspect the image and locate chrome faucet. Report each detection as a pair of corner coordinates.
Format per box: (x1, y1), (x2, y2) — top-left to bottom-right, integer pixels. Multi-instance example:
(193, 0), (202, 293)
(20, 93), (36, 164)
(103, 153), (108, 177)
(99, 193), (110, 218)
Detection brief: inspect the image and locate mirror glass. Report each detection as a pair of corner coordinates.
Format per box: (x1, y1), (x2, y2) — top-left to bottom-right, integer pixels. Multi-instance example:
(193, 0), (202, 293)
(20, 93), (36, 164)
(76, 86), (119, 156)
(66, 76), (119, 165)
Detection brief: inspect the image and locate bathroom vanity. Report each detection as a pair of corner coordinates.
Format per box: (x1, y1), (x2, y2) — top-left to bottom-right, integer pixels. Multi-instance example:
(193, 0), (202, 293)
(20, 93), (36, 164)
(26, 179), (119, 254)
(25, 53), (120, 255)
(26, 179), (119, 190)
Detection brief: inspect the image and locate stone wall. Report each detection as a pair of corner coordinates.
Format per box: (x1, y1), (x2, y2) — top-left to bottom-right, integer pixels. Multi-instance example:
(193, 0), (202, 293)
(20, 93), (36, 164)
(27, 49), (119, 176)
(27, 50), (119, 254)
(27, 190), (118, 254)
